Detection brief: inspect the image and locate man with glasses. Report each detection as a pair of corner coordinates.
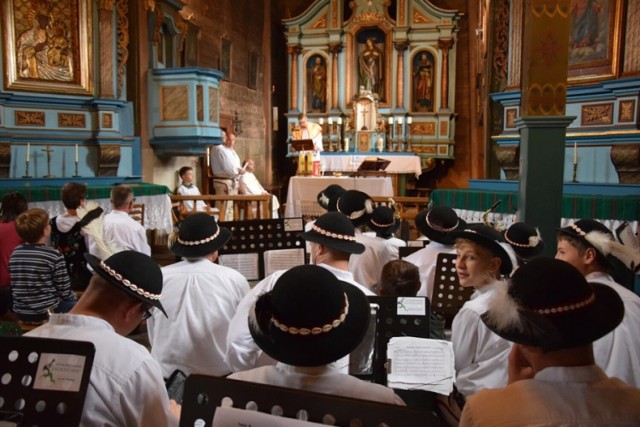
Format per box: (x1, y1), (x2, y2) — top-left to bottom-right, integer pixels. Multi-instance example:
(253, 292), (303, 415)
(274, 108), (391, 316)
(90, 184), (150, 256)
(27, 251), (180, 426)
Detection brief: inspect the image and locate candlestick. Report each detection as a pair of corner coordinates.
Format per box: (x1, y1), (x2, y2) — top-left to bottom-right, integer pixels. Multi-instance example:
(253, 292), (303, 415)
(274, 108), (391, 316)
(26, 143), (30, 162)
(23, 159), (31, 178)
(573, 141), (577, 165)
(75, 144), (79, 162)
(73, 160), (80, 178)
(572, 162), (578, 183)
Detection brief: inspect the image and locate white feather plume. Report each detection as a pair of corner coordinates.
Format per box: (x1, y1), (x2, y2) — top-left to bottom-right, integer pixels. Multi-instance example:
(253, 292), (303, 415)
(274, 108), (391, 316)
(77, 203), (116, 259)
(528, 227), (542, 247)
(364, 199), (374, 214)
(319, 193), (330, 209)
(584, 230), (614, 256)
(498, 241), (519, 277)
(483, 279), (523, 332)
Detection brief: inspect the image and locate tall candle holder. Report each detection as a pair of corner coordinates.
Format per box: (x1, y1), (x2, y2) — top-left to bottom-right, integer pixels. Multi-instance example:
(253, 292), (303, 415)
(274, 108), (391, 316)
(386, 119), (393, 152)
(22, 160), (32, 178)
(42, 145), (54, 178)
(395, 122), (404, 152)
(73, 161), (81, 178)
(571, 162), (578, 183)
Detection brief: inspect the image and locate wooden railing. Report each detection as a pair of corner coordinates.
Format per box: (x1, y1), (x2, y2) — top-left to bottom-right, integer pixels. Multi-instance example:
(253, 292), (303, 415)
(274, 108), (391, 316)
(170, 194), (272, 223)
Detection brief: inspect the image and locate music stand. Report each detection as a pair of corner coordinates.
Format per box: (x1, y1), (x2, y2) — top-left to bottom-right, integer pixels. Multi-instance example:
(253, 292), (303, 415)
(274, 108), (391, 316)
(0, 336), (95, 426)
(290, 139), (315, 152)
(357, 157), (391, 172)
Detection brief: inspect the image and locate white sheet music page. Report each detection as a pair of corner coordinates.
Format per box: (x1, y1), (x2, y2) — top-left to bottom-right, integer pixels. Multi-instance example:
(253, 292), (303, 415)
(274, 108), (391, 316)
(264, 248), (305, 277)
(386, 337), (455, 395)
(213, 405), (325, 426)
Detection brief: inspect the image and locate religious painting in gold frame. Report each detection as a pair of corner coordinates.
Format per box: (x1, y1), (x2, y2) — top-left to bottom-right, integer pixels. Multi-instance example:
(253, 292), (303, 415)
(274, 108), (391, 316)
(567, 0), (622, 83)
(2, 0), (93, 95)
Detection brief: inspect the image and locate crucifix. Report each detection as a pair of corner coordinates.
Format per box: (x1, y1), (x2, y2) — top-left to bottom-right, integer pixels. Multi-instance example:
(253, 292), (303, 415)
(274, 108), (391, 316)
(360, 105), (369, 130)
(42, 145), (54, 178)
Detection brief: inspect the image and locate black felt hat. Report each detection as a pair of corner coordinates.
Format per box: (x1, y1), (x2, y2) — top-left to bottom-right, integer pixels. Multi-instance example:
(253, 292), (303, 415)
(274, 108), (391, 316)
(168, 212), (232, 258)
(415, 206), (466, 245)
(336, 190), (374, 227)
(368, 205), (400, 237)
(317, 184), (346, 212)
(249, 264), (370, 367)
(299, 211), (365, 254)
(450, 223), (516, 276)
(503, 222), (545, 260)
(85, 251), (167, 317)
(481, 258), (624, 351)
(556, 219), (613, 260)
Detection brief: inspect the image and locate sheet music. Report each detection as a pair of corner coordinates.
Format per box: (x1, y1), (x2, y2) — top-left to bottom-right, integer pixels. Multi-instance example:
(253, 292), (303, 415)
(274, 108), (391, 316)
(213, 406), (325, 426)
(386, 337), (455, 395)
(218, 253), (260, 281)
(264, 248), (305, 276)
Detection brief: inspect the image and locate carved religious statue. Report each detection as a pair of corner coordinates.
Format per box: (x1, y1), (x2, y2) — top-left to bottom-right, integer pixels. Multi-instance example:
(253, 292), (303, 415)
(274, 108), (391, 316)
(358, 37), (383, 97)
(308, 55), (327, 112)
(413, 52), (433, 112)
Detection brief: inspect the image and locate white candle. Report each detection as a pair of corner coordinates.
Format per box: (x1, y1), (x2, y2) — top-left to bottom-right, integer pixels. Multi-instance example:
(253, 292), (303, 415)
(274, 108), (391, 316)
(319, 117), (324, 125)
(407, 117), (413, 124)
(26, 143), (30, 162)
(328, 117), (333, 125)
(388, 117), (393, 124)
(337, 117), (343, 125)
(344, 138), (349, 151)
(397, 117), (404, 125)
(75, 144), (79, 162)
(573, 142), (577, 164)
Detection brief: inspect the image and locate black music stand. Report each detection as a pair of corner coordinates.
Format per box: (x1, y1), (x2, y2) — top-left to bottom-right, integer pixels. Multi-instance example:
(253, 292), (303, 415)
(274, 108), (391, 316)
(0, 336), (95, 426)
(290, 139), (315, 152)
(179, 375), (440, 427)
(357, 157), (391, 172)
(350, 296), (434, 409)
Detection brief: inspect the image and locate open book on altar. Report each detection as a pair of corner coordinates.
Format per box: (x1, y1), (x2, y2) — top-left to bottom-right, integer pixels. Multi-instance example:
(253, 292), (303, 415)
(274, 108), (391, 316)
(386, 337), (455, 395)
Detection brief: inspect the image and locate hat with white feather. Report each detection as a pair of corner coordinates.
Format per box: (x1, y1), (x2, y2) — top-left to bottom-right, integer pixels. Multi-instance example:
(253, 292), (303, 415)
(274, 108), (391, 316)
(503, 222), (545, 260)
(481, 258), (624, 351)
(557, 219), (640, 274)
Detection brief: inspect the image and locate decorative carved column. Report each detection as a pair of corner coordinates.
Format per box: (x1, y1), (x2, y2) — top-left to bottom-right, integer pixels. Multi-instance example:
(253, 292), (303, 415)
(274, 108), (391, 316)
(328, 43), (342, 111)
(611, 144), (640, 184)
(0, 143), (10, 178)
(517, 0), (572, 256)
(394, 41), (409, 109)
(288, 45), (302, 111)
(438, 39), (454, 110)
(98, 145), (121, 176)
(116, 0), (129, 98)
(98, 0), (116, 98)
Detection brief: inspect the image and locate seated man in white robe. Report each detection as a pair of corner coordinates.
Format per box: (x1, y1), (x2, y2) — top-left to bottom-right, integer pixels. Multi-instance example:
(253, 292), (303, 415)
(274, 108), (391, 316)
(238, 158), (279, 218)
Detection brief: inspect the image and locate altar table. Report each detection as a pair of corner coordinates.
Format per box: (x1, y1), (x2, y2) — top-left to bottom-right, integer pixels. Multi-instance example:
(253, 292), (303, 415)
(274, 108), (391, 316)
(284, 176), (394, 218)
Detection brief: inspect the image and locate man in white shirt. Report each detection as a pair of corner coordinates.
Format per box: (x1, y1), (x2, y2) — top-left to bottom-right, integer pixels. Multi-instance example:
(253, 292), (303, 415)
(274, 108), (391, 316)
(91, 184), (150, 257)
(210, 130), (245, 219)
(461, 258), (640, 426)
(28, 251), (180, 427)
(225, 211), (373, 373)
(404, 206), (465, 299)
(349, 205), (406, 292)
(147, 213), (250, 378)
(238, 158), (279, 218)
(556, 218), (640, 387)
(228, 264), (405, 406)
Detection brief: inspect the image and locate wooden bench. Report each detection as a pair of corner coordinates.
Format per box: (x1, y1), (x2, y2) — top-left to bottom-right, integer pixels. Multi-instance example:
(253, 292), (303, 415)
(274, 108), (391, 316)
(170, 194), (272, 224)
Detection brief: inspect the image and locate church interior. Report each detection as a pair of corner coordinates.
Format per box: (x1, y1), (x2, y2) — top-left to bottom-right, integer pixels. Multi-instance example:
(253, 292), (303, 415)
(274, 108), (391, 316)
(0, 0), (639, 424)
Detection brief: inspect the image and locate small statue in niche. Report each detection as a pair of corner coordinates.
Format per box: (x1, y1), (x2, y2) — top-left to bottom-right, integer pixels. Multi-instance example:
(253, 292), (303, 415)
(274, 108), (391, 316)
(308, 55), (327, 112)
(359, 37), (384, 97)
(413, 52), (434, 112)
